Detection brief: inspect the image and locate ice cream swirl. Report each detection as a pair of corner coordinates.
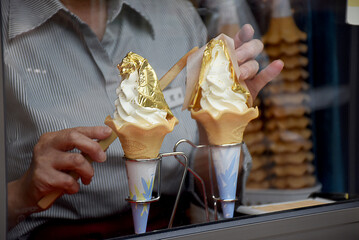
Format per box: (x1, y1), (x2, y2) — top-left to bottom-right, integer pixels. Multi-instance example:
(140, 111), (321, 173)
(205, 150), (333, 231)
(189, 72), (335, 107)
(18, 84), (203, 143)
(113, 52), (172, 127)
(199, 40), (249, 118)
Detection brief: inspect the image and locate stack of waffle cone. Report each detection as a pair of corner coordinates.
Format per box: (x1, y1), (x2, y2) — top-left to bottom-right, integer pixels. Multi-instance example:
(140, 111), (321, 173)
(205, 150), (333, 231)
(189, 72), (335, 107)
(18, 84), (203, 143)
(244, 99), (271, 190)
(105, 115), (177, 233)
(260, 0), (316, 190)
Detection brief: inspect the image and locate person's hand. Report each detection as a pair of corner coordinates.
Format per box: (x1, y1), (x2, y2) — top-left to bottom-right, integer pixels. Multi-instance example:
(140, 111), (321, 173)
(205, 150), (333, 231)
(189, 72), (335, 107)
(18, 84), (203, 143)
(8, 126), (112, 228)
(234, 24), (284, 100)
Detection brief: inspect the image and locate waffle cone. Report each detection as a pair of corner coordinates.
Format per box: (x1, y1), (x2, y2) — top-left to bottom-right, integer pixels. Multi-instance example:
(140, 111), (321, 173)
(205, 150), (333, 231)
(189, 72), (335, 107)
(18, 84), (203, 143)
(191, 108), (259, 145)
(105, 115), (178, 159)
(262, 17), (307, 44)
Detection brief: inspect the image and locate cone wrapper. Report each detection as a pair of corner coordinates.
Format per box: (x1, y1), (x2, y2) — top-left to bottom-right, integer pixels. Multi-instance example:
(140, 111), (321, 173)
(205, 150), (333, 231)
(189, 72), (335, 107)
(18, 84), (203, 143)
(211, 144), (242, 218)
(125, 158), (158, 234)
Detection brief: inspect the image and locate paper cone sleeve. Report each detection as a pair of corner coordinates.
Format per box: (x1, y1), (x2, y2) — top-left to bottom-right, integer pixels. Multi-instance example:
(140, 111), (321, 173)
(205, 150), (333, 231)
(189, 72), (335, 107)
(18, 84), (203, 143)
(191, 108), (259, 145)
(105, 115), (178, 159)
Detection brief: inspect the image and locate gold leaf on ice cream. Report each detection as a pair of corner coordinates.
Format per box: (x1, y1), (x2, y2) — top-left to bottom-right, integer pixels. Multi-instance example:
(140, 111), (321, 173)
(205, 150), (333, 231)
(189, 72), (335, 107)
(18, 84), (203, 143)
(189, 39), (249, 110)
(117, 52), (173, 118)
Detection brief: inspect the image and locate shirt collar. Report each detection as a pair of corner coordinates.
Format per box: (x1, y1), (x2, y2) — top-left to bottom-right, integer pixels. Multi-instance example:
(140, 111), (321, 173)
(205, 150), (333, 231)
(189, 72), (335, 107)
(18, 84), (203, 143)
(8, 0), (155, 40)
(117, 0), (155, 37)
(8, 0), (64, 39)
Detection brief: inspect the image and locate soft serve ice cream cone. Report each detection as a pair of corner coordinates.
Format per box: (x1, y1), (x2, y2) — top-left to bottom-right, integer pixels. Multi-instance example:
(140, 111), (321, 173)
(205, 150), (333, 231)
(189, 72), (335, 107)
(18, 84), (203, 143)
(188, 37), (259, 144)
(184, 34), (259, 218)
(105, 52), (178, 159)
(105, 52), (178, 233)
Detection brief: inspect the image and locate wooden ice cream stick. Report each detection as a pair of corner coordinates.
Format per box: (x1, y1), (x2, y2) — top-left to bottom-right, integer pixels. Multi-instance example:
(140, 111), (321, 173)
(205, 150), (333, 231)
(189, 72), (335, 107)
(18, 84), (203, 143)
(37, 47), (198, 209)
(159, 47), (198, 90)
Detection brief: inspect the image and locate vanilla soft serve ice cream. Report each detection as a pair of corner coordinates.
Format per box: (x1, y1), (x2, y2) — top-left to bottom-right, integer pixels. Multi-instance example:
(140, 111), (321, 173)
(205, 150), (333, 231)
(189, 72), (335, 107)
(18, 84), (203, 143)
(199, 42), (249, 118)
(113, 68), (168, 127)
(112, 52), (174, 128)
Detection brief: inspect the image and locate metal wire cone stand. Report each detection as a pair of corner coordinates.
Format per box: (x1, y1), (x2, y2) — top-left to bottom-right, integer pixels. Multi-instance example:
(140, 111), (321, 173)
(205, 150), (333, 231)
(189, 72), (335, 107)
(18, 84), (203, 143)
(174, 139), (252, 220)
(123, 151), (190, 229)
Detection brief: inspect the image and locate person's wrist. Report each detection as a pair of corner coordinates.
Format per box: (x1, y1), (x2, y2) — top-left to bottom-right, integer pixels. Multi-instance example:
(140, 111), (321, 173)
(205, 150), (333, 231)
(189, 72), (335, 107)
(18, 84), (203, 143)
(8, 178), (39, 229)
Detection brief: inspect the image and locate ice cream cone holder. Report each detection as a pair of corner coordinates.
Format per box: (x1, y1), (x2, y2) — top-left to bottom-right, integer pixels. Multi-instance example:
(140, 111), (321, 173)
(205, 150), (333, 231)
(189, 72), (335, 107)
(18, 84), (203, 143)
(123, 150), (210, 230)
(174, 139), (252, 220)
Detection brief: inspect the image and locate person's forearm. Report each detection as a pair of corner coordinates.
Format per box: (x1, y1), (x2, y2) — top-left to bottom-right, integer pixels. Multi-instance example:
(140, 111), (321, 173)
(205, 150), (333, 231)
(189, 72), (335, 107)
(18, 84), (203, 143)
(7, 179), (39, 229)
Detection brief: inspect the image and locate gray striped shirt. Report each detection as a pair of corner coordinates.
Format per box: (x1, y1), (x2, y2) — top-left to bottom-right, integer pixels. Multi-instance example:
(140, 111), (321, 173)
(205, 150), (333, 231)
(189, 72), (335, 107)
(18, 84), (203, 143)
(2, 0), (207, 238)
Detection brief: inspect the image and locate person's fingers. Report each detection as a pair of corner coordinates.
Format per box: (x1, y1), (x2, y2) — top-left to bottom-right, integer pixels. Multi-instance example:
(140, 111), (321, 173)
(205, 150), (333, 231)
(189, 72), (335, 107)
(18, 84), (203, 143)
(48, 127), (111, 162)
(236, 39), (263, 64)
(73, 126), (113, 140)
(246, 60), (284, 100)
(23, 126), (112, 204)
(30, 163), (80, 197)
(238, 60), (259, 81)
(234, 24), (255, 48)
(52, 152), (94, 185)
(43, 169), (81, 194)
